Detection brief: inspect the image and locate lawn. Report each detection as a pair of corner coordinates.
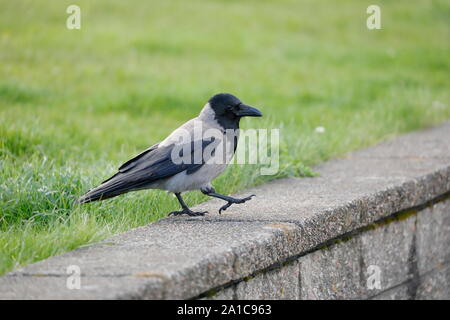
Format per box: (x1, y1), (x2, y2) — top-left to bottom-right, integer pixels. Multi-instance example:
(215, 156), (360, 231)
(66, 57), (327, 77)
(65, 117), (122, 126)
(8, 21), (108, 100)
(0, 0), (449, 275)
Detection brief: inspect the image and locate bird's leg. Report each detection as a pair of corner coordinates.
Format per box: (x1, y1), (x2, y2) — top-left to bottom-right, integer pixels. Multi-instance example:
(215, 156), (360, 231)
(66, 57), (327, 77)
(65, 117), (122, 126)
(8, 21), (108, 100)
(201, 187), (255, 214)
(168, 193), (207, 217)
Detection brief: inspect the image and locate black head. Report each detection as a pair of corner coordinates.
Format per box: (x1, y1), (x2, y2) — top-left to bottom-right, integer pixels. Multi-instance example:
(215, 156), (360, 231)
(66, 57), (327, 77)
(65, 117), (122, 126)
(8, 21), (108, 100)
(208, 93), (262, 129)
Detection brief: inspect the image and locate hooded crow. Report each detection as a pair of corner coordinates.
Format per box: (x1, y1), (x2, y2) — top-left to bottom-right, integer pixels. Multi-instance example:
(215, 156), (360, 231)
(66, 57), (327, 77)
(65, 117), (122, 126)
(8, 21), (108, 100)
(76, 93), (262, 216)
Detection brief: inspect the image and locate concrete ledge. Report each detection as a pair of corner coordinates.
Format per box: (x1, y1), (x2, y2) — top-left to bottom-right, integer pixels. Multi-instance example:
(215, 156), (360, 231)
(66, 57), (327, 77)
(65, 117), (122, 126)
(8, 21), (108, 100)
(1, 122), (449, 299)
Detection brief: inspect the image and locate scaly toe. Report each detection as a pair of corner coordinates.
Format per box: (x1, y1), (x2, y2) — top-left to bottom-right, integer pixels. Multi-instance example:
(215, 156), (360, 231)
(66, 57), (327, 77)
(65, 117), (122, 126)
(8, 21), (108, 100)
(168, 211), (183, 216)
(218, 195), (256, 214)
(236, 194), (256, 204)
(187, 211), (207, 217)
(241, 194), (256, 203)
(219, 202), (232, 214)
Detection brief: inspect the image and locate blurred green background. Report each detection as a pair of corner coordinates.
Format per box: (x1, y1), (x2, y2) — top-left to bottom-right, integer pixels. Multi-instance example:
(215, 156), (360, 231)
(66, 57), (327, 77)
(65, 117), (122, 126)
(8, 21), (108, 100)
(0, 0), (449, 274)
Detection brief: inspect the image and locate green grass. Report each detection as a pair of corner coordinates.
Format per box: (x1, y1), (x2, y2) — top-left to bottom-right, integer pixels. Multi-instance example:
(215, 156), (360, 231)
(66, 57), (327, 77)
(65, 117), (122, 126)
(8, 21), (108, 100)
(0, 0), (449, 275)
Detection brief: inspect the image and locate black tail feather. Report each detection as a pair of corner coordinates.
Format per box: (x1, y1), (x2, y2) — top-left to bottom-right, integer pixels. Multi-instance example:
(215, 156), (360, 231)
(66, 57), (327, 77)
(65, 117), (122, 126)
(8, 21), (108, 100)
(76, 174), (133, 204)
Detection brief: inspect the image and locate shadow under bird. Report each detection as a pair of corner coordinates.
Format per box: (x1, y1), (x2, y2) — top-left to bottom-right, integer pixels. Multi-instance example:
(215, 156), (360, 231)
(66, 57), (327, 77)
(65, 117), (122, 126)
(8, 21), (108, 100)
(77, 93), (262, 216)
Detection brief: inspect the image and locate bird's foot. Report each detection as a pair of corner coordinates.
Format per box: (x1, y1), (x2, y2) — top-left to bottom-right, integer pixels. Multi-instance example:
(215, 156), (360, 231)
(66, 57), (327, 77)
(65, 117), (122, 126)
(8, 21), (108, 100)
(219, 194), (255, 214)
(168, 208), (207, 217)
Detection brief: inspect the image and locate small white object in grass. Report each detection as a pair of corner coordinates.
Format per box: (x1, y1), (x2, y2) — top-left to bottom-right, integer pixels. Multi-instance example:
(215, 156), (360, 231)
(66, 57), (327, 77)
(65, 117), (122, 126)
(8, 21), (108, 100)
(315, 126), (326, 134)
(386, 48), (396, 57)
(432, 101), (445, 109)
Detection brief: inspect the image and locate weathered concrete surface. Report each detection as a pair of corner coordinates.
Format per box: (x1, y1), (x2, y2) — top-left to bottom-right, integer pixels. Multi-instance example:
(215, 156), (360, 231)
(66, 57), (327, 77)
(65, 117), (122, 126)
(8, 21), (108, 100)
(298, 238), (363, 299)
(416, 200), (450, 275)
(359, 213), (416, 296)
(1, 221), (305, 299)
(223, 198), (449, 300)
(234, 261), (300, 300)
(370, 284), (412, 300)
(0, 276), (165, 300)
(416, 265), (450, 299)
(1, 122), (449, 299)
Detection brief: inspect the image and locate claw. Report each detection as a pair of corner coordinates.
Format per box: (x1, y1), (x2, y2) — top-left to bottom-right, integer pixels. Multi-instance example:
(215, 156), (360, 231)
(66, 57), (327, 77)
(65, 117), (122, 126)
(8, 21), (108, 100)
(219, 202), (232, 214)
(168, 209), (207, 217)
(218, 194), (256, 214)
(242, 194), (256, 202)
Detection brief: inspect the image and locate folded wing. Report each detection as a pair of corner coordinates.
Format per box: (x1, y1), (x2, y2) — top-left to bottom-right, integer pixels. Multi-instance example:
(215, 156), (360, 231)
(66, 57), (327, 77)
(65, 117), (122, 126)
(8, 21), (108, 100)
(77, 137), (218, 203)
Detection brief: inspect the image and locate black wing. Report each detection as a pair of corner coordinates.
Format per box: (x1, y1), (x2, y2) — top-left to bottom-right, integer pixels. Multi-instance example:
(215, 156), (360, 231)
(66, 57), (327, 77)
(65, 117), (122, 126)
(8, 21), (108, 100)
(118, 143), (160, 173)
(77, 137), (220, 203)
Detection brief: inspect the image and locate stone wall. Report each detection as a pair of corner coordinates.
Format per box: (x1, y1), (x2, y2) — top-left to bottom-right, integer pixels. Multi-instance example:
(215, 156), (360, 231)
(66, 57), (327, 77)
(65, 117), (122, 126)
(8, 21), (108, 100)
(1, 123), (449, 300)
(204, 197), (449, 300)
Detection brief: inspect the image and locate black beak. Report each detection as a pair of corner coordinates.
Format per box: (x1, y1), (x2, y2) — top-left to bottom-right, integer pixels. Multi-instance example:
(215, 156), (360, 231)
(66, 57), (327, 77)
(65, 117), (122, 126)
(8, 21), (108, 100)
(235, 104), (262, 117)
